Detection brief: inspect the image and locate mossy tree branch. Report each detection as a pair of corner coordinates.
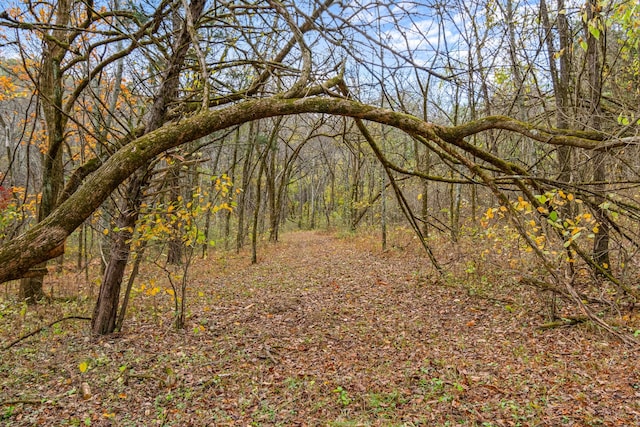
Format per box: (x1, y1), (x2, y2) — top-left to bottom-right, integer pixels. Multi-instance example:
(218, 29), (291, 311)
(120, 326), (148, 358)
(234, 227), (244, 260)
(0, 93), (618, 284)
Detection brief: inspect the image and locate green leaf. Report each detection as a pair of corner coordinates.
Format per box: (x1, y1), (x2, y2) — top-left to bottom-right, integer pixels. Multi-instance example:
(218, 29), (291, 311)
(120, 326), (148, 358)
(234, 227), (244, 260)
(618, 114), (630, 126)
(548, 211), (558, 222)
(579, 39), (588, 51)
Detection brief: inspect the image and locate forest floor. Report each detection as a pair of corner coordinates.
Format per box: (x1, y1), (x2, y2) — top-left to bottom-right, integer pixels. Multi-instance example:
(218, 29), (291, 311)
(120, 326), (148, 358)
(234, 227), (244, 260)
(1, 228), (639, 426)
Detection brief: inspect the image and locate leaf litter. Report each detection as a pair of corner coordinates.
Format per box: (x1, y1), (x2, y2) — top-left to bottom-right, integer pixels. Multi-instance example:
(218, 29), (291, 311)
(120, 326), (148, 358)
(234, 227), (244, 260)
(1, 229), (639, 426)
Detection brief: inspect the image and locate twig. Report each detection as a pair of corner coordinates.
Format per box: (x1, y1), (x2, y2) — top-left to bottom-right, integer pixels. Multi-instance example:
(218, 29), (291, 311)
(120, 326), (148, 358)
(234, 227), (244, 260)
(521, 276), (639, 346)
(2, 316), (91, 350)
(126, 373), (158, 383)
(259, 345), (280, 365)
(0, 399), (44, 406)
(563, 281), (639, 347)
(537, 316), (587, 330)
(0, 390), (69, 406)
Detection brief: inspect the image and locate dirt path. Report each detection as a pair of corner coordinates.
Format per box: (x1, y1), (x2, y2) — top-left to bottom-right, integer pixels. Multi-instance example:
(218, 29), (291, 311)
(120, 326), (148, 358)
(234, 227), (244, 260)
(1, 230), (639, 426)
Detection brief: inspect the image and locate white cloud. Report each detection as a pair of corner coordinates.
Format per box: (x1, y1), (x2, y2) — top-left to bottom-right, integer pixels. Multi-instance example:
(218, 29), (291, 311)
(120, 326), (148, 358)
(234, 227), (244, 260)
(383, 17), (461, 54)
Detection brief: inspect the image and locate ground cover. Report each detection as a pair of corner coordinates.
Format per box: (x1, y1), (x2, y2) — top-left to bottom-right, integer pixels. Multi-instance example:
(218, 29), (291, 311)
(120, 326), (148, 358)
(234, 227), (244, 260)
(1, 229), (639, 426)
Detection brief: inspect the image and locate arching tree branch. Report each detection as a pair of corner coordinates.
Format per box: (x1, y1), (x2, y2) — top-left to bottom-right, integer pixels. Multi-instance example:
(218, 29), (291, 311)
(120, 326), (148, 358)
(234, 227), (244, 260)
(0, 92), (614, 284)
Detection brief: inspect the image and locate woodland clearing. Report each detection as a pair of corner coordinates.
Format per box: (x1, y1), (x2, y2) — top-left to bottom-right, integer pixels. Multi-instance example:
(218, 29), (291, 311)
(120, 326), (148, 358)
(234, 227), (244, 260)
(1, 229), (639, 426)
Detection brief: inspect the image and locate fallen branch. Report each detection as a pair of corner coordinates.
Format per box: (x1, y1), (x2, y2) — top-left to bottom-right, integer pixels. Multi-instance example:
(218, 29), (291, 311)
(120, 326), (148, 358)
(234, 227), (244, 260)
(520, 276), (571, 298)
(521, 276), (639, 347)
(2, 316), (91, 350)
(563, 281), (639, 347)
(537, 316), (587, 330)
(520, 276), (601, 304)
(0, 391), (68, 406)
(0, 399), (44, 406)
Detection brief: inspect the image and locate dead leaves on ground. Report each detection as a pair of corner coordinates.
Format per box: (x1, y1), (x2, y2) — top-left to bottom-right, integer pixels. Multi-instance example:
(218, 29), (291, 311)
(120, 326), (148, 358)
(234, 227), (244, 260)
(1, 230), (639, 425)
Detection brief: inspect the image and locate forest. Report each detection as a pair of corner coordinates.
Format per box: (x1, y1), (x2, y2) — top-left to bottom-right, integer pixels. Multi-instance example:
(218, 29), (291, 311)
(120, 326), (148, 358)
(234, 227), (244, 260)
(0, 0), (639, 425)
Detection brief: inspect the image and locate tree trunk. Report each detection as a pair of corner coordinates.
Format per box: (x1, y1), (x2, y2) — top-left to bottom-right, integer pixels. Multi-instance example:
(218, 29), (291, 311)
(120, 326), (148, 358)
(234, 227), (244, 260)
(584, 0), (610, 270)
(267, 146), (279, 242)
(236, 122), (257, 252)
(166, 166), (183, 265)
(202, 140), (224, 257)
(92, 0), (206, 333)
(505, 0), (534, 167)
(224, 128), (240, 250)
(541, 0), (573, 187)
(91, 170), (146, 334)
(115, 240), (147, 332)
(252, 149), (267, 264)
(19, 273), (45, 303)
(20, 0), (71, 303)
(449, 169), (461, 243)
(349, 142), (362, 231)
(264, 119), (281, 242)
(592, 152), (610, 269)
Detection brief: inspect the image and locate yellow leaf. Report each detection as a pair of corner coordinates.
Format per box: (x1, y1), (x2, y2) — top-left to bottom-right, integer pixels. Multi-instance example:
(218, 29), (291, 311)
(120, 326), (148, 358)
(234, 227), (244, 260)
(79, 361), (89, 373)
(103, 228), (109, 235)
(485, 208), (494, 219)
(567, 193), (574, 201)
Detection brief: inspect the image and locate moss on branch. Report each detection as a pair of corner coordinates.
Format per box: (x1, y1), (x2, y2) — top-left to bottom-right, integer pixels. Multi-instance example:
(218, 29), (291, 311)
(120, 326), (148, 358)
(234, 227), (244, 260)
(0, 94), (614, 283)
